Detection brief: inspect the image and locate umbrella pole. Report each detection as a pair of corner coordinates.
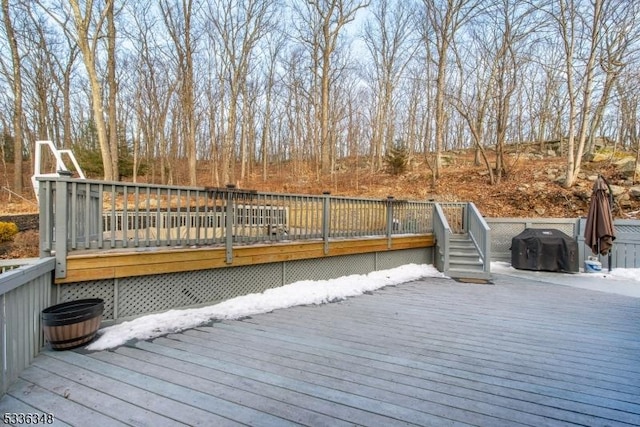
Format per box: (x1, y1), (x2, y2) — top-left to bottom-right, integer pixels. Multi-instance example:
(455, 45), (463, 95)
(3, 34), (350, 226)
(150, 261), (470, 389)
(603, 174), (614, 272)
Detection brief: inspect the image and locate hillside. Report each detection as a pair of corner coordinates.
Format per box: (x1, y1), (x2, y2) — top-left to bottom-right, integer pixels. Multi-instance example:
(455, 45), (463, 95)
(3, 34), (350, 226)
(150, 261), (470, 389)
(3, 147), (638, 259)
(234, 150), (637, 220)
(1, 148), (637, 220)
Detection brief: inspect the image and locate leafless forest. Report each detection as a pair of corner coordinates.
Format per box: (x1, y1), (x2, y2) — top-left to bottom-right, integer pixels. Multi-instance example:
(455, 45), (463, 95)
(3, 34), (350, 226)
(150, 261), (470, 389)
(1, 0), (639, 198)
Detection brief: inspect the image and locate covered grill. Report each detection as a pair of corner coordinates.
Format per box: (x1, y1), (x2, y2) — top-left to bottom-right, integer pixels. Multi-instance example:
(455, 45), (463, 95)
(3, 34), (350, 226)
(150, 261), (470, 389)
(511, 228), (579, 273)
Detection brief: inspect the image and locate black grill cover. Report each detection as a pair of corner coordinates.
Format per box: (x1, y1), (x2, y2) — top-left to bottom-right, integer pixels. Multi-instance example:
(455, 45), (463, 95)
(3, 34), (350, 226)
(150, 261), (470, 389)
(511, 228), (578, 273)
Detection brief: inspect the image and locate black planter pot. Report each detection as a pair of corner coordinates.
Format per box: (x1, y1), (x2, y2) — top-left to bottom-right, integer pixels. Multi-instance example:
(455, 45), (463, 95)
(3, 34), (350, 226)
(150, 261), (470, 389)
(41, 299), (104, 350)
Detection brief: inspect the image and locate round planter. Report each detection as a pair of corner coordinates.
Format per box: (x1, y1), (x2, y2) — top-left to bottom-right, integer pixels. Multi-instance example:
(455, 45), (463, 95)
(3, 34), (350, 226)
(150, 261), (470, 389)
(41, 298), (104, 350)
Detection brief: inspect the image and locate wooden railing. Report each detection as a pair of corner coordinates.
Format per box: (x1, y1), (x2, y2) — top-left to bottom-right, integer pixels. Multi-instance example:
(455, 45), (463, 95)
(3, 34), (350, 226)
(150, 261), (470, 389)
(37, 178), (438, 278)
(0, 258), (55, 395)
(433, 201), (491, 276)
(467, 202), (491, 273)
(433, 204), (452, 273)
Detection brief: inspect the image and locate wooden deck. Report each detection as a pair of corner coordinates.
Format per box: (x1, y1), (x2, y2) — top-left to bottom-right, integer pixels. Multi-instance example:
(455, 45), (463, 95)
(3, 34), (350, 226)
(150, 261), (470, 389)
(2, 273), (640, 426)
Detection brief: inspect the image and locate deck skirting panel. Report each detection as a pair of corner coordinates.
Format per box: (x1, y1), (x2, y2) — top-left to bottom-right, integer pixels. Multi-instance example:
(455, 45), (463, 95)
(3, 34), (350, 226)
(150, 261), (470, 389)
(53, 237), (433, 322)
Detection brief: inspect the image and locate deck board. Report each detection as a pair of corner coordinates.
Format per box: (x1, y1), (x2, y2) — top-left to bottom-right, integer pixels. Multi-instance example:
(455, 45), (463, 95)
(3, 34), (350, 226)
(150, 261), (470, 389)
(108, 344), (413, 427)
(2, 273), (640, 426)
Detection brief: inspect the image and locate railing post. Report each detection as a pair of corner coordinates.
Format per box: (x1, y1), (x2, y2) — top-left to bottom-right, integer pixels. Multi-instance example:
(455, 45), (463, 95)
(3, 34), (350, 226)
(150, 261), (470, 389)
(38, 180), (51, 258)
(322, 192), (331, 255)
(386, 196), (395, 249)
(225, 184), (235, 264)
(54, 179), (69, 278)
(463, 203), (469, 233)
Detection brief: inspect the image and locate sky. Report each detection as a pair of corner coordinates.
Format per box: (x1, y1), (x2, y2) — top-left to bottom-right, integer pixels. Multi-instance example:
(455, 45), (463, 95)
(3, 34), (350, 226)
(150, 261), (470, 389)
(86, 262), (640, 351)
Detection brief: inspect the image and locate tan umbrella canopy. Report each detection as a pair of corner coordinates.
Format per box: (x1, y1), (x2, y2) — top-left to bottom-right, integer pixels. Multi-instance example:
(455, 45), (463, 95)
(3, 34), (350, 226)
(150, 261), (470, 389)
(584, 175), (615, 258)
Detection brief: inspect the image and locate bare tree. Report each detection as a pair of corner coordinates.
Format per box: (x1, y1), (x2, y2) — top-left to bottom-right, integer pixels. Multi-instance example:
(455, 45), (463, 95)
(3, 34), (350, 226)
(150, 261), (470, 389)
(105, 0), (118, 180)
(561, 0), (597, 188)
(488, 0), (537, 183)
(1, 0), (25, 194)
(529, 50), (564, 150)
(127, 0), (177, 184)
(50, 0), (120, 180)
(451, 34), (496, 182)
(584, 0), (639, 155)
(403, 64), (433, 160)
(27, 7), (80, 150)
(205, 0), (276, 184)
(547, 0), (610, 188)
(292, 0), (370, 177)
(260, 32), (286, 182)
(160, 0), (197, 186)
(363, 0), (417, 171)
(420, 0), (480, 183)
(617, 74), (639, 151)
(280, 47), (311, 177)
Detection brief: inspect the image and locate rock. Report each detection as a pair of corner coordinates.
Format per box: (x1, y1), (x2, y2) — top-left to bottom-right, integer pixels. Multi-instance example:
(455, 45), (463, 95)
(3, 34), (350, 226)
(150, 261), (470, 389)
(591, 152), (611, 162)
(534, 207), (546, 215)
(614, 156), (635, 167)
(629, 186), (640, 199)
(533, 182), (547, 191)
(573, 189), (590, 201)
(0, 214), (39, 231)
(609, 184), (626, 197)
(619, 194), (633, 207)
(441, 155), (455, 166)
(613, 157), (640, 178)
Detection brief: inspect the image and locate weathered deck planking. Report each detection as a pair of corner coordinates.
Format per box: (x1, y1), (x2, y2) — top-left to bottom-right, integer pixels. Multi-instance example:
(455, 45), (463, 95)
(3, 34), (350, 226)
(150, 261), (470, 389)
(1, 273), (639, 426)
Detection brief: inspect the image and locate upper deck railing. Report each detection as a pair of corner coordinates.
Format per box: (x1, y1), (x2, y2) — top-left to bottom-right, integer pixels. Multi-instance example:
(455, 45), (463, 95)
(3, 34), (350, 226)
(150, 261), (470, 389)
(37, 178), (442, 278)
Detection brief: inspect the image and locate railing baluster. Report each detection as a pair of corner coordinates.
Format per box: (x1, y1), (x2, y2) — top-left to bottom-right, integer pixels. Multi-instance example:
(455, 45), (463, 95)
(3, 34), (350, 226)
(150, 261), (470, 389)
(323, 192), (331, 254)
(38, 178), (438, 278)
(83, 181), (91, 249)
(70, 181), (77, 250)
(122, 186), (129, 248)
(97, 183), (104, 249)
(225, 188), (233, 263)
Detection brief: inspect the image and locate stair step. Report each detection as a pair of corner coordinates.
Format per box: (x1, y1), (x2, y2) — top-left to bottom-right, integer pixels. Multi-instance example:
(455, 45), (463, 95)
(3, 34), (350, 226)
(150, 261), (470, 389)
(449, 265), (484, 277)
(449, 249), (477, 256)
(447, 268), (491, 280)
(449, 239), (475, 246)
(450, 256), (482, 264)
(441, 233), (491, 281)
(449, 250), (480, 256)
(449, 259), (484, 268)
(449, 242), (476, 249)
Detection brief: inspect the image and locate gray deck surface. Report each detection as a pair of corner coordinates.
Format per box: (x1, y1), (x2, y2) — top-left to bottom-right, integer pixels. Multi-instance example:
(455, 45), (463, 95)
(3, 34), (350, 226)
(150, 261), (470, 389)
(1, 273), (639, 426)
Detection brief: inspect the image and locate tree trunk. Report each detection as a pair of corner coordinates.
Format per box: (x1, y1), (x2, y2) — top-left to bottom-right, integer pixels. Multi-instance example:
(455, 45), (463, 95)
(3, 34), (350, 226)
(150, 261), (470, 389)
(68, 0), (115, 181)
(2, 0), (23, 195)
(106, 2), (119, 181)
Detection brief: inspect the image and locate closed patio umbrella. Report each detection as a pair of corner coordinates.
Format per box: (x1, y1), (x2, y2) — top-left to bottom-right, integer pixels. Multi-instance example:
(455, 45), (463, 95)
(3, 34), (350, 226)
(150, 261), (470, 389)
(584, 175), (615, 269)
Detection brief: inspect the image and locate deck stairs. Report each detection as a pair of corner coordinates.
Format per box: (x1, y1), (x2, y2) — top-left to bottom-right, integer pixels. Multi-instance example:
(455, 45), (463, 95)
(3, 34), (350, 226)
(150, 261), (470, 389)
(446, 233), (490, 280)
